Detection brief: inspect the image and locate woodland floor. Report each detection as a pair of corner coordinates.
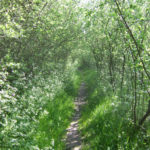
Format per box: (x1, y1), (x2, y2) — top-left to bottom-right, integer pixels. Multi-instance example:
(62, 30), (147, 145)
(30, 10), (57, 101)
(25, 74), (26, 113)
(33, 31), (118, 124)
(66, 82), (86, 150)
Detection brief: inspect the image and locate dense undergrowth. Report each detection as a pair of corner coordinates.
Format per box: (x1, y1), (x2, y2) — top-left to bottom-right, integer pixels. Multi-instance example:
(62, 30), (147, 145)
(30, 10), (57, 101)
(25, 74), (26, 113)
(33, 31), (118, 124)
(34, 72), (81, 150)
(80, 70), (150, 150)
(0, 56), (81, 149)
(1, 0), (150, 149)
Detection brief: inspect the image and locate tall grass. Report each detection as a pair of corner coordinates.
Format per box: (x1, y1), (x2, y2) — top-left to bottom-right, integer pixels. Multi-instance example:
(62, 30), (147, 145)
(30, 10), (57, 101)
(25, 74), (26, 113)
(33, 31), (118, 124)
(34, 91), (75, 149)
(34, 72), (81, 150)
(0, 59), (81, 149)
(79, 70), (150, 150)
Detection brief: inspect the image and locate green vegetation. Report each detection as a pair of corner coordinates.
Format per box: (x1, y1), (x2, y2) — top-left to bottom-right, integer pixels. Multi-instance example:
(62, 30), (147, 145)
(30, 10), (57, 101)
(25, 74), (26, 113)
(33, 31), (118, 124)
(34, 83), (78, 149)
(80, 70), (150, 149)
(0, 0), (150, 149)
(0, 56), (81, 149)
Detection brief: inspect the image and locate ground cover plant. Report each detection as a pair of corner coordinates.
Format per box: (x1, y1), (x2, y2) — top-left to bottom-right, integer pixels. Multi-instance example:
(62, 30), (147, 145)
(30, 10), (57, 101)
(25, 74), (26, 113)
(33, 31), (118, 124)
(0, 0), (150, 149)
(80, 70), (150, 150)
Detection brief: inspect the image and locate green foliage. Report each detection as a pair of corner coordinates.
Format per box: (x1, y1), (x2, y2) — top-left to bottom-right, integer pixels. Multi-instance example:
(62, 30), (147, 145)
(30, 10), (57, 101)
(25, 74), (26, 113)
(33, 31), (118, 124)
(80, 1), (150, 148)
(0, 55), (81, 149)
(0, 0), (150, 149)
(0, 0), (82, 147)
(64, 73), (80, 97)
(34, 91), (74, 149)
(80, 70), (150, 150)
(33, 72), (81, 149)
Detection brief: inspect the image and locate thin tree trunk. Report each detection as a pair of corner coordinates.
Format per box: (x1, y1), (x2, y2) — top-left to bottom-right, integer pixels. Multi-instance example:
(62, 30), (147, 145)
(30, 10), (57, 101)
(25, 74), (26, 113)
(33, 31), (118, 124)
(133, 66), (137, 124)
(114, 0), (150, 81)
(120, 54), (126, 95)
(139, 100), (150, 126)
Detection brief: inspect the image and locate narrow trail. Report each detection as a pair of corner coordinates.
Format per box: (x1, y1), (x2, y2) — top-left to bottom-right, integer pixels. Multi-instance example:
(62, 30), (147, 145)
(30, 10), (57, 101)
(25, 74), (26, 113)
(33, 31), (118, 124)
(66, 82), (86, 150)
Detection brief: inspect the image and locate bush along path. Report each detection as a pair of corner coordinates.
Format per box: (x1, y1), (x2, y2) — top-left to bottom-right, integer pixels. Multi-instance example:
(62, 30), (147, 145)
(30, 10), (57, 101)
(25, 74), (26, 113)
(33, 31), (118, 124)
(66, 82), (86, 150)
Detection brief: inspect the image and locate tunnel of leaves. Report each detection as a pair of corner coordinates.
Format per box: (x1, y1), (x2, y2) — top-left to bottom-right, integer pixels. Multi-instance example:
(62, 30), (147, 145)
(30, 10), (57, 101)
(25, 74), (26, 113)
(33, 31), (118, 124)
(0, 0), (150, 149)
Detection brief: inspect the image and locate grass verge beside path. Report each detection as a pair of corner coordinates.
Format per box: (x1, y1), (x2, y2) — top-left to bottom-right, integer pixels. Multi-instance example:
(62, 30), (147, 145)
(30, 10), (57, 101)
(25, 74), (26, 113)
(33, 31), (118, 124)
(79, 70), (150, 150)
(34, 72), (81, 150)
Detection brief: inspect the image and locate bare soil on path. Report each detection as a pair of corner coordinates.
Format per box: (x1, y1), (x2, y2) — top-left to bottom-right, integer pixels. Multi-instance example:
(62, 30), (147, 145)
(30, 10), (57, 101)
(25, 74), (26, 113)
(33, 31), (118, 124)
(66, 82), (86, 150)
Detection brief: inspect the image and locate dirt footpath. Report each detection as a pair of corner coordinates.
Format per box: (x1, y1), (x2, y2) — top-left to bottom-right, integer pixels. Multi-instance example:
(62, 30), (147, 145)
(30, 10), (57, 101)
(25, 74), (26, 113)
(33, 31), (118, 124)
(66, 83), (86, 150)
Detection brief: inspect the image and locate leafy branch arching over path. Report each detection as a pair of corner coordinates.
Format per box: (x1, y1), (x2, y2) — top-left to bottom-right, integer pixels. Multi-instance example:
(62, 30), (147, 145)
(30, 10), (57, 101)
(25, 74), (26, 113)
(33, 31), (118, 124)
(1, 0), (150, 149)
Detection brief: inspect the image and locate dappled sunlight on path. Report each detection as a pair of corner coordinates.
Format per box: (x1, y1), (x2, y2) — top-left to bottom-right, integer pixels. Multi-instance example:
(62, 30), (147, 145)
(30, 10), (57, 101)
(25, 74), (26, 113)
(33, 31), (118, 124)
(66, 83), (86, 150)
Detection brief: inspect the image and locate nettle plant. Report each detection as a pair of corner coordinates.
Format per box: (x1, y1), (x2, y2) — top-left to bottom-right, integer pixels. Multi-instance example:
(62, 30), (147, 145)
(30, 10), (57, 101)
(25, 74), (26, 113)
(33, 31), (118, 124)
(0, 56), (31, 148)
(0, 62), (18, 147)
(0, 54), (78, 149)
